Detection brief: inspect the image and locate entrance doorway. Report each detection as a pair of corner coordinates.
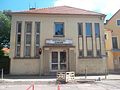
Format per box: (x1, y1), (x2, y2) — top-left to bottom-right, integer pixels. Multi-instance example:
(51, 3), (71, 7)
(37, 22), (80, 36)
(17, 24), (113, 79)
(50, 49), (68, 72)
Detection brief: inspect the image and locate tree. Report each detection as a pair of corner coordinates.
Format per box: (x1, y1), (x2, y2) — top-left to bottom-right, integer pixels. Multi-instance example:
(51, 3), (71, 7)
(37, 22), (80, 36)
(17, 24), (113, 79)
(0, 12), (11, 48)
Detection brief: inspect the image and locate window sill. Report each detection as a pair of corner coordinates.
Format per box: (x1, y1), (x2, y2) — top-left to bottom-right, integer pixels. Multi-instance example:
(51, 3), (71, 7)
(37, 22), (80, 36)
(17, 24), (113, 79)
(78, 35), (83, 37)
(78, 56), (102, 59)
(53, 35), (65, 37)
(13, 57), (40, 59)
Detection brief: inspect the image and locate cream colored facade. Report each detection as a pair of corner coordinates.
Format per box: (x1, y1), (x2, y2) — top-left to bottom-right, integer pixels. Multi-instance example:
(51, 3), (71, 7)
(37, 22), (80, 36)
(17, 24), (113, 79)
(104, 30), (114, 72)
(10, 7), (107, 75)
(105, 9), (120, 72)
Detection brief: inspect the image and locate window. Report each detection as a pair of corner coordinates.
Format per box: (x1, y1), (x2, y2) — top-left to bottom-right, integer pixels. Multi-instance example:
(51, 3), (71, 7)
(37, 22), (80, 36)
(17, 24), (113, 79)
(16, 46), (20, 56)
(78, 23), (83, 35)
(112, 37), (118, 49)
(97, 50), (101, 56)
(15, 21), (22, 57)
(25, 46), (31, 56)
(86, 23), (92, 36)
(87, 50), (93, 57)
(79, 50), (83, 57)
(95, 23), (100, 37)
(17, 34), (21, 44)
(17, 22), (22, 33)
(104, 34), (107, 40)
(117, 20), (120, 26)
(35, 22), (40, 57)
(55, 22), (64, 36)
(24, 22), (32, 57)
(26, 22), (32, 33)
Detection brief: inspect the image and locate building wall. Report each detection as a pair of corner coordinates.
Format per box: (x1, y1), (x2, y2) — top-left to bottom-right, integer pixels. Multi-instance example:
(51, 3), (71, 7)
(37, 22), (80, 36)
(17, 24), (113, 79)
(104, 30), (114, 72)
(10, 14), (106, 75)
(10, 59), (40, 75)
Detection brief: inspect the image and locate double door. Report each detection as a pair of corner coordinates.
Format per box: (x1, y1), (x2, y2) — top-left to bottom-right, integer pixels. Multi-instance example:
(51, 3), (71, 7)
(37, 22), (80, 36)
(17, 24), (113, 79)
(50, 49), (68, 72)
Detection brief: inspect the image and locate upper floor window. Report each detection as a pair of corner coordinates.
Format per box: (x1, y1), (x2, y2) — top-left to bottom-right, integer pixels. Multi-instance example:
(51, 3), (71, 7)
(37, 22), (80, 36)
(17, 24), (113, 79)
(35, 22), (40, 57)
(24, 22), (32, 57)
(15, 21), (22, 57)
(17, 22), (22, 33)
(54, 22), (64, 36)
(78, 23), (83, 36)
(26, 22), (32, 33)
(112, 37), (118, 49)
(86, 23), (92, 36)
(117, 20), (120, 26)
(95, 23), (100, 37)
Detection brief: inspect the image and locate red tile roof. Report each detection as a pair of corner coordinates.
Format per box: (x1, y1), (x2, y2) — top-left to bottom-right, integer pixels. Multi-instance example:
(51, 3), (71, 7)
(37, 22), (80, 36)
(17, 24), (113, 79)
(13, 6), (105, 16)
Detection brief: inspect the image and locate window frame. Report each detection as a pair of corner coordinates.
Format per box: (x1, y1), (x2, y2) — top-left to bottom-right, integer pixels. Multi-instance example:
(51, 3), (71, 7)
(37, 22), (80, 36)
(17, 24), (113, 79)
(78, 23), (83, 36)
(24, 21), (32, 57)
(112, 36), (119, 49)
(54, 22), (64, 37)
(116, 19), (120, 26)
(15, 21), (22, 57)
(34, 22), (40, 57)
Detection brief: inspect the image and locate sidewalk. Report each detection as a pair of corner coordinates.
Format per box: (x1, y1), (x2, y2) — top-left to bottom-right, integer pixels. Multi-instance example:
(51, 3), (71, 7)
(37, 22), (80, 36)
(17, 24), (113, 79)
(0, 74), (120, 83)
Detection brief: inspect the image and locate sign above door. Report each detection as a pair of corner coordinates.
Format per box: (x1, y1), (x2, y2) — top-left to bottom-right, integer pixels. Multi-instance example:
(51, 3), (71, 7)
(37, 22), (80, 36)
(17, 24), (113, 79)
(45, 39), (73, 45)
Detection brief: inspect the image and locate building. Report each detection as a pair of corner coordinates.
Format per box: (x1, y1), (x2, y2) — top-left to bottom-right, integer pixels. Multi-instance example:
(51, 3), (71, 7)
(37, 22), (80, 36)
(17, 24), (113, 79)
(105, 9), (120, 73)
(104, 29), (114, 72)
(10, 6), (106, 75)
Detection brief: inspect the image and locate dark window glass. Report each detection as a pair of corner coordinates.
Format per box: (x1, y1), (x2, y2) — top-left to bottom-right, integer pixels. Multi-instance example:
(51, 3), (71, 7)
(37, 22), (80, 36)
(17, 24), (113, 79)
(60, 52), (66, 63)
(97, 50), (101, 56)
(79, 50), (83, 57)
(35, 46), (40, 57)
(55, 22), (64, 35)
(52, 52), (58, 63)
(87, 50), (93, 57)
(17, 34), (21, 44)
(95, 23), (100, 37)
(105, 34), (107, 39)
(16, 46), (20, 56)
(117, 20), (120, 26)
(36, 34), (40, 44)
(35, 22), (40, 33)
(26, 34), (31, 44)
(26, 22), (32, 33)
(78, 23), (83, 35)
(17, 22), (22, 33)
(86, 23), (92, 36)
(25, 46), (31, 56)
(112, 37), (118, 49)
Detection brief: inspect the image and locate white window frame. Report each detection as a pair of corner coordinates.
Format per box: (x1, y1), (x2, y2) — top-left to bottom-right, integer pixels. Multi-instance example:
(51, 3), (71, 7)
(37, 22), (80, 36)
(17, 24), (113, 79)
(15, 21), (22, 57)
(24, 22), (32, 57)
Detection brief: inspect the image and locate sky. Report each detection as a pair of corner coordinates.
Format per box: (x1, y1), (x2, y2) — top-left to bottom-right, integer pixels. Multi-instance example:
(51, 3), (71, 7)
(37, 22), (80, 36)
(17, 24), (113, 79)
(0, 0), (120, 20)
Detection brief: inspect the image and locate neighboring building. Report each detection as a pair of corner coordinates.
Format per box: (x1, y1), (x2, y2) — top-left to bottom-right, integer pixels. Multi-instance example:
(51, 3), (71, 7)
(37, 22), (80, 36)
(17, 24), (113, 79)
(104, 29), (114, 72)
(105, 9), (120, 73)
(10, 6), (106, 75)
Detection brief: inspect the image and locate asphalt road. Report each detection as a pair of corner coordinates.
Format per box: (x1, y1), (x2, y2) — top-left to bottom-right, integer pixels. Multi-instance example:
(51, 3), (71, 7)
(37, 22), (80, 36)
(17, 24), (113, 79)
(0, 80), (120, 90)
